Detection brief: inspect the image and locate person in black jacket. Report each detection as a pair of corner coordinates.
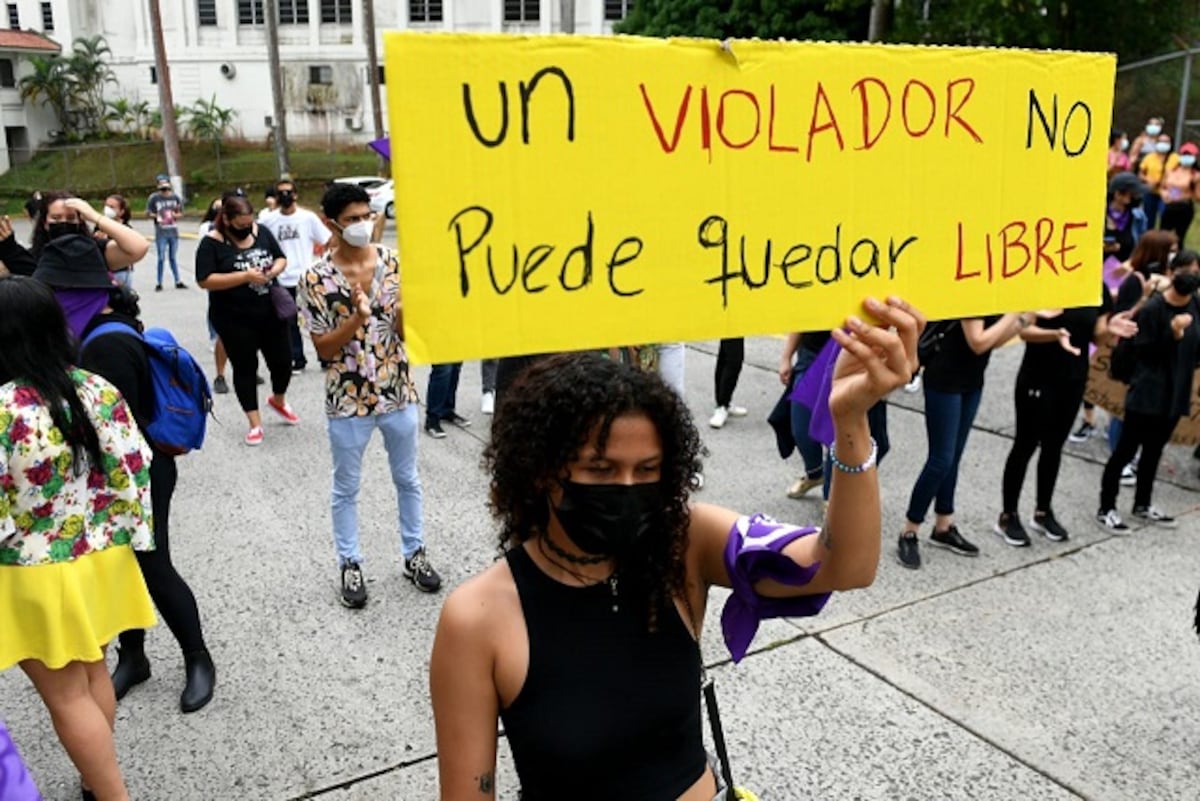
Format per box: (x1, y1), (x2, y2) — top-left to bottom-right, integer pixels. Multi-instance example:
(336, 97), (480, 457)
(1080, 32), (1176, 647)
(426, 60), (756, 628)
(1097, 250), (1200, 532)
(33, 240), (216, 714)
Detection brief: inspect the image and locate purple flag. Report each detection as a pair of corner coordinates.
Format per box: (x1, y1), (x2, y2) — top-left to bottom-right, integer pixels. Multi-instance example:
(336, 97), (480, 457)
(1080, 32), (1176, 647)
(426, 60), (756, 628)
(788, 337), (841, 446)
(0, 721), (42, 801)
(368, 138), (391, 161)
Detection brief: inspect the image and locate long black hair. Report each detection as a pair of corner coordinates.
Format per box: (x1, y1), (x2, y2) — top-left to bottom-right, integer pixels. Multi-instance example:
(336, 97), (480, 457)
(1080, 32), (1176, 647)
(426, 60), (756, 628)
(484, 352), (703, 628)
(30, 190), (92, 259)
(0, 276), (103, 474)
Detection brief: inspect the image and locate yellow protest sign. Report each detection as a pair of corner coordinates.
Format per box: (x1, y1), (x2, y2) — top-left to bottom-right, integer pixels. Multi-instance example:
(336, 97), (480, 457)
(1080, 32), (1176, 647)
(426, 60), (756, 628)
(385, 33), (1115, 364)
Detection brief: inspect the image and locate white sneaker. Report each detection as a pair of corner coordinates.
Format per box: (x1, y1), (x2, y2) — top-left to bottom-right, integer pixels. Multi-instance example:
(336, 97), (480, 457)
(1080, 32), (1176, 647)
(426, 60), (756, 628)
(709, 406), (729, 428)
(481, 391), (495, 415)
(1095, 508), (1131, 534)
(1120, 464), (1136, 486)
(727, 405), (748, 417)
(903, 374), (922, 393)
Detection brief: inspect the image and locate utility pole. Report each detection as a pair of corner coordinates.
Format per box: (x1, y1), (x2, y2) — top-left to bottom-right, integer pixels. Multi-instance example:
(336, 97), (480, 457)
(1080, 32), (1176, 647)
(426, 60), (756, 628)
(867, 0), (890, 42)
(265, 0), (291, 176)
(148, 0), (185, 197)
(560, 0), (575, 34)
(363, 0), (384, 144)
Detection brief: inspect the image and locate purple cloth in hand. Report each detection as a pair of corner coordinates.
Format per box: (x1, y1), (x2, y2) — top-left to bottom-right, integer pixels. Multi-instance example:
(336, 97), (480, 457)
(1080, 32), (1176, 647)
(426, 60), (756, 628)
(0, 721), (42, 801)
(788, 337), (841, 447)
(1103, 255), (1125, 294)
(721, 514), (832, 663)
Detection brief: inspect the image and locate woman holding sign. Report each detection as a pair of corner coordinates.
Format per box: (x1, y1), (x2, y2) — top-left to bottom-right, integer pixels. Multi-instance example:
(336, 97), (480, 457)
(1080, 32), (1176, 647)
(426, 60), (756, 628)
(429, 297), (924, 801)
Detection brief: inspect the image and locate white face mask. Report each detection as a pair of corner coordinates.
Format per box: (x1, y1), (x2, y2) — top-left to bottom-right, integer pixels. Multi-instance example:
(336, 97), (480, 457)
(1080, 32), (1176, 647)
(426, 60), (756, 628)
(1146, 124), (1162, 136)
(338, 220), (372, 248)
(103, 206), (118, 219)
(1156, 142), (1172, 154)
(1181, 155), (1197, 168)
(1119, 139), (1129, 151)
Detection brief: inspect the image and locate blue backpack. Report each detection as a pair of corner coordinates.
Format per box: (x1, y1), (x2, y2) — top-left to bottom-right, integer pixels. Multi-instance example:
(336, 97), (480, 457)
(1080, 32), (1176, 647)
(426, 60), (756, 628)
(82, 322), (213, 454)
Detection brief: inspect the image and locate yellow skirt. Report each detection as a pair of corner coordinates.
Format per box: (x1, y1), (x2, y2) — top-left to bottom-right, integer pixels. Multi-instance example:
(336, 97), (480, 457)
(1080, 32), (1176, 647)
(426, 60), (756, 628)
(0, 546), (157, 672)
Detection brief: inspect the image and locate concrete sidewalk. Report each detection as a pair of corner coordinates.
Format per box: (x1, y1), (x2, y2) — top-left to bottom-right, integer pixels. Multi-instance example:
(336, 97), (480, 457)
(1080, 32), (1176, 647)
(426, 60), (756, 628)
(2, 228), (1198, 800)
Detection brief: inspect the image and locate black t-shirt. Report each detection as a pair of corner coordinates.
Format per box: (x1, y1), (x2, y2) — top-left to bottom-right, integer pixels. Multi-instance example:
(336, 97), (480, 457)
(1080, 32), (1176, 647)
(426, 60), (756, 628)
(1018, 285), (1113, 385)
(799, 331), (832, 354)
(1114, 273), (1147, 314)
(1128, 293), (1200, 419)
(195, 227), (285, 318)
(923, 316), (1001, 394)
(1106, 211), (1136, 263)
(77, 313), (154, 437)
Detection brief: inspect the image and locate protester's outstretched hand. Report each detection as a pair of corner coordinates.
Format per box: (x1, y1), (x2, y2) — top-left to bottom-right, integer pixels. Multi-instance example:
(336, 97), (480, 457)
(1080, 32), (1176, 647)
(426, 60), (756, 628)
(829, 297), (924, 420)
(1108, 310), (1138, 340)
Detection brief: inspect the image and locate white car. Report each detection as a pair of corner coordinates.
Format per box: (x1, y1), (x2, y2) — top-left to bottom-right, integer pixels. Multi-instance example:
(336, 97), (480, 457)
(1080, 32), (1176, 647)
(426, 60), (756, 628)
(332, 176), (393, 219)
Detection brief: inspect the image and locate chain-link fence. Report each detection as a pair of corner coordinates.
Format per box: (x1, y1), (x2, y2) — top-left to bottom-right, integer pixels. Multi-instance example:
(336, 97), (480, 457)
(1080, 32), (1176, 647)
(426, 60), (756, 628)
(0, 135), (385, 208)
(1114, 47), (1200, 144)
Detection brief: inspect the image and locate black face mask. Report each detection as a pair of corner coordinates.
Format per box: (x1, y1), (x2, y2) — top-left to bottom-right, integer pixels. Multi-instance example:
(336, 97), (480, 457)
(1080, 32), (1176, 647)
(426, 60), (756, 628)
(278, 191), (295, 208)
(1128, 195), (1144, 209)
(228, 224), (253, 240)
(1172, 270), (1200, 296)
(552, 480), (663, 557)
(47, 221), (83, 240)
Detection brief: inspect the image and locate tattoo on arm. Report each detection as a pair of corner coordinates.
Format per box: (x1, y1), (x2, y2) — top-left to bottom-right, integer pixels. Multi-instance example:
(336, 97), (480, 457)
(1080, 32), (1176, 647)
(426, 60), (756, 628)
(477, 771), (495, 795)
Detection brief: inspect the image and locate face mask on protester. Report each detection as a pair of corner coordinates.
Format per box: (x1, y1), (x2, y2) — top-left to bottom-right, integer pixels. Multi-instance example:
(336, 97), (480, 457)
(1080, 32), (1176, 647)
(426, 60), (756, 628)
(1155, 142), (1172, 154)
(1119, 138), (1129, 151)
(336, 220), (373, 248)
(1180, 155), (1197, 168)
(1147, 124), (1163, 136)
(47, 221), (84, 240)
(278, 191), (296, 208)
(103, 206), (118, 220)
(551, 480), (662, 558)
(1172, 270), (1200, 296)
(227, 222), (253, 239)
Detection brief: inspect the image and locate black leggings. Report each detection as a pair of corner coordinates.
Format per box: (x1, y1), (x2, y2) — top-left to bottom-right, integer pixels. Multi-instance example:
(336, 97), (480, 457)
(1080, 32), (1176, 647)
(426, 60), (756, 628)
(120, 455), (207, 656)
(714, 338), (744, 408)
(1100, 409), (1180, 511)
(1002, 377), (1085, 513)
(210, 308), (291, 412)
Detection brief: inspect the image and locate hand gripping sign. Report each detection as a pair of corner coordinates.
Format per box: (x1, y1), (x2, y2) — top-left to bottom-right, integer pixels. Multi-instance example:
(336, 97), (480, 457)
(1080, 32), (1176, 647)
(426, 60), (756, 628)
(385, 33), (1115, 364)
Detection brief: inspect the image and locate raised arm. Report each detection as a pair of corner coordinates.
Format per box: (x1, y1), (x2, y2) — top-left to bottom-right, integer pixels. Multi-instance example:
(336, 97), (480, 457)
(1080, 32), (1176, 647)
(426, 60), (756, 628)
(66, 198), (149, 270)
(961, 313), (1030, 354)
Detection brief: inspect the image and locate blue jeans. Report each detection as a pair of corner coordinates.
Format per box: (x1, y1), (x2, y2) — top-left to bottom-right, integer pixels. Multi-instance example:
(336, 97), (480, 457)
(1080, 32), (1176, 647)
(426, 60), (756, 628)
(425, 362), (462, 425)
(788, 347), (826, 475)
(155, 231), (180, 285)
(905, 386), (982, 524)
(327, 406), (424, 565)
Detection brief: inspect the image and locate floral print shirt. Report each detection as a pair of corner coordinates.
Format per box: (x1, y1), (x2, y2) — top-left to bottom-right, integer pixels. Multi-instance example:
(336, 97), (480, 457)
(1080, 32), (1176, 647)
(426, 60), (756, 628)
(298, 246), (414, 419)
(0, 370), (153, 567)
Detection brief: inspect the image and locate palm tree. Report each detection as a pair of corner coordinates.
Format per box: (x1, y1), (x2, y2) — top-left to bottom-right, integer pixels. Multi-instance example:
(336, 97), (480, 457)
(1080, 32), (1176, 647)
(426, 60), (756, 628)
(185, 95), (238, 178)
(18, 56), (72, 134)
(68, 35), (115, 135)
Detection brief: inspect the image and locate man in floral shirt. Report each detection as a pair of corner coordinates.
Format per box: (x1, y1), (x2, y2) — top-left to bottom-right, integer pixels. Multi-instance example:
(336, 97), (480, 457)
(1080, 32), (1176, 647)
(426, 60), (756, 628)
(298, 183), (441, 608)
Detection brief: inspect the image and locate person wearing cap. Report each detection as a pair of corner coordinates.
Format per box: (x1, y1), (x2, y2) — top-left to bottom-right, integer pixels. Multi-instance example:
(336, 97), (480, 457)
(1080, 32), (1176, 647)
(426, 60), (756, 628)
(1105, 172), (1149, 264)
(1159, 141), (1200, 244)
(146, 174), (185, 291)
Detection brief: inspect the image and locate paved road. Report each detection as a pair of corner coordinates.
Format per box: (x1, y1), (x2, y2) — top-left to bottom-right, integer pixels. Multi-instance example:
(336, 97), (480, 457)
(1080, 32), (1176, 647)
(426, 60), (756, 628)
(3, 221), (1199, 800)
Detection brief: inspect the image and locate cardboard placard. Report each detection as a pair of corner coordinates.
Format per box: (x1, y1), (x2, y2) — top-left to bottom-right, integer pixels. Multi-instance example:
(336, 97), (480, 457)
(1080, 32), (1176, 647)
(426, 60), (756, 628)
(1084, 344), (1200, 446)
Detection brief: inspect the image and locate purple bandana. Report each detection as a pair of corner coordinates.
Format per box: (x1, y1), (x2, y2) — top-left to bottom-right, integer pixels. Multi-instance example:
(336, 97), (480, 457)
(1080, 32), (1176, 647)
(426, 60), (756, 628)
(0, 721), (42, 801)
(789, 337), (841, 446)
(721, 514), (831, 662)
(53, 288), (110, 339)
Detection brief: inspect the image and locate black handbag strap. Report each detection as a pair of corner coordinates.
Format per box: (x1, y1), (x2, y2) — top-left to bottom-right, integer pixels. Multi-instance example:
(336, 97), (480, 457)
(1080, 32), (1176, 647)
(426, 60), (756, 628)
(681, 591), (739, 801)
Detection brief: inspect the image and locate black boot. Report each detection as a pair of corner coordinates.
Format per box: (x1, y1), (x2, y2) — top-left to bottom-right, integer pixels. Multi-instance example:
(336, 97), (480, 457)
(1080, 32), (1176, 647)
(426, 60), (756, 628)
(110, 644), (151, 700)
(180, 650), (215, 713)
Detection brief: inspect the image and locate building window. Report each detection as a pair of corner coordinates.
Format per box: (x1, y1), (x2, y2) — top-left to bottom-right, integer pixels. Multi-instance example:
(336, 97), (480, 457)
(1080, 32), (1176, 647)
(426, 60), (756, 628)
(278, 0), (308, 24)
(320, 0), (351, 23)
(198, 0), (217, 26)
(150, 65), (157, 84)
(6, 3), (17, 28)
(238, 0), (264, 25)
(504, 0), (538, 22)
(604, 0), (631, 21)
(0, 59), (14, 88)
(309, 65), (333, 85)
(40, 1), (52, 31)
(409, 0), (442, 22)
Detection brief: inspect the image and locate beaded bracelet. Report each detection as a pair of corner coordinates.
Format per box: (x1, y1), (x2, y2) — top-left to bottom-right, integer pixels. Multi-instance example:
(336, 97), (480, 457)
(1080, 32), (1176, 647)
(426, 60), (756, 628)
(829, 436), (878, 474)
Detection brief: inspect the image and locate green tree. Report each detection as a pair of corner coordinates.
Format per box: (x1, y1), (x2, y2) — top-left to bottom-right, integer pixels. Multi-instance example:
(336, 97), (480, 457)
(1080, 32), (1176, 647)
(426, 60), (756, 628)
(18, 56), (72, 134)
(184, 95), (238, 178)
(68, 35), (116, 134)
(617, 0), (870, 40)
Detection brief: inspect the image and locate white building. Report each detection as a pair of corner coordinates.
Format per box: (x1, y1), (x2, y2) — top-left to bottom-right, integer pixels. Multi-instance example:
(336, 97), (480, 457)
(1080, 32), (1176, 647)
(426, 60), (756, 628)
(0, 0), (632, 157)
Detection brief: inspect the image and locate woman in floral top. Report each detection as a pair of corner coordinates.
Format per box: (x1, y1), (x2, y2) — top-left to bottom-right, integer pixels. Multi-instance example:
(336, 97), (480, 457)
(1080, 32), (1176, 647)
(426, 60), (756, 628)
(0, 276), (155, 801)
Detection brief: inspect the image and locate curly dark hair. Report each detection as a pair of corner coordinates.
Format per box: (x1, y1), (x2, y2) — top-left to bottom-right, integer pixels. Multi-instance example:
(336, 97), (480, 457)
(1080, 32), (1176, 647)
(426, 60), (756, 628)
(483, 352), (703, 626)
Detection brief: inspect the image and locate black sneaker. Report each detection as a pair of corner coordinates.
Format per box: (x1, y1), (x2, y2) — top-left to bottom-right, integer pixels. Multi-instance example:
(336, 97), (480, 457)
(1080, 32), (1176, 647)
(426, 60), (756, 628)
(993, 513), (1030, 547)
(1029, 510), (1069, 542)
(1068, 421), (1095, 443)
(403, 548), (443, 593)
(896, 533), (921, 569)
(1132, 505), (1177, 529)
(154, 284), (163, 292)
(175, 281), (188, 289)
(442, 412), (471, 428)
(929, 525), (980, 556)
(425, 421), (447, 439)
(340, 561), (367, 608)
(1095, 508), (1131, 534)
(213, 375), (229, 395)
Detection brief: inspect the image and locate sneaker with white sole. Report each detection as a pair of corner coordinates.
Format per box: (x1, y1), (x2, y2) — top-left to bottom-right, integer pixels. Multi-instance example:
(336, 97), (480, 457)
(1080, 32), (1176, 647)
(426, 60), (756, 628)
(481, 391), (495, 415)
(1068, 421), (1095, 443)
(244, 426), (264, 446)
(1029, 510), (1069, 542)
(1132, 505), (1177, 528)
(930, 525), (980, 556)
(709, 406), (729, 428)
(1095, 508), (1131, 534)
(903, 374), (922, 393)
(403, 549), (443, 593)
(340, 561), (367, 608)
(267, 397), (301, 425)
(993, 512), (1030, 547)
(786, 473), (823, 499)
(727, 405), (748, 417)
(1120, 464), (1137, 486)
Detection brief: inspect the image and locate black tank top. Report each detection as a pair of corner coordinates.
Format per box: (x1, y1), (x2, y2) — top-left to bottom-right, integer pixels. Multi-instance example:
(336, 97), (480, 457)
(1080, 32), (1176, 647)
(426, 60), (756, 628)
(500, 546), (706, 801)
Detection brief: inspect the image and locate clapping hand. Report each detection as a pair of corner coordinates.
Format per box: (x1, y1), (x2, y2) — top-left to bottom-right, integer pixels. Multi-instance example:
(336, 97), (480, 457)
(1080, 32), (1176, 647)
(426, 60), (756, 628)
(1108, 311), (1138, 340)
(1054, 328), (1081, 357)
(352, 285), (372, 321)
(828, 297), (924, 419)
